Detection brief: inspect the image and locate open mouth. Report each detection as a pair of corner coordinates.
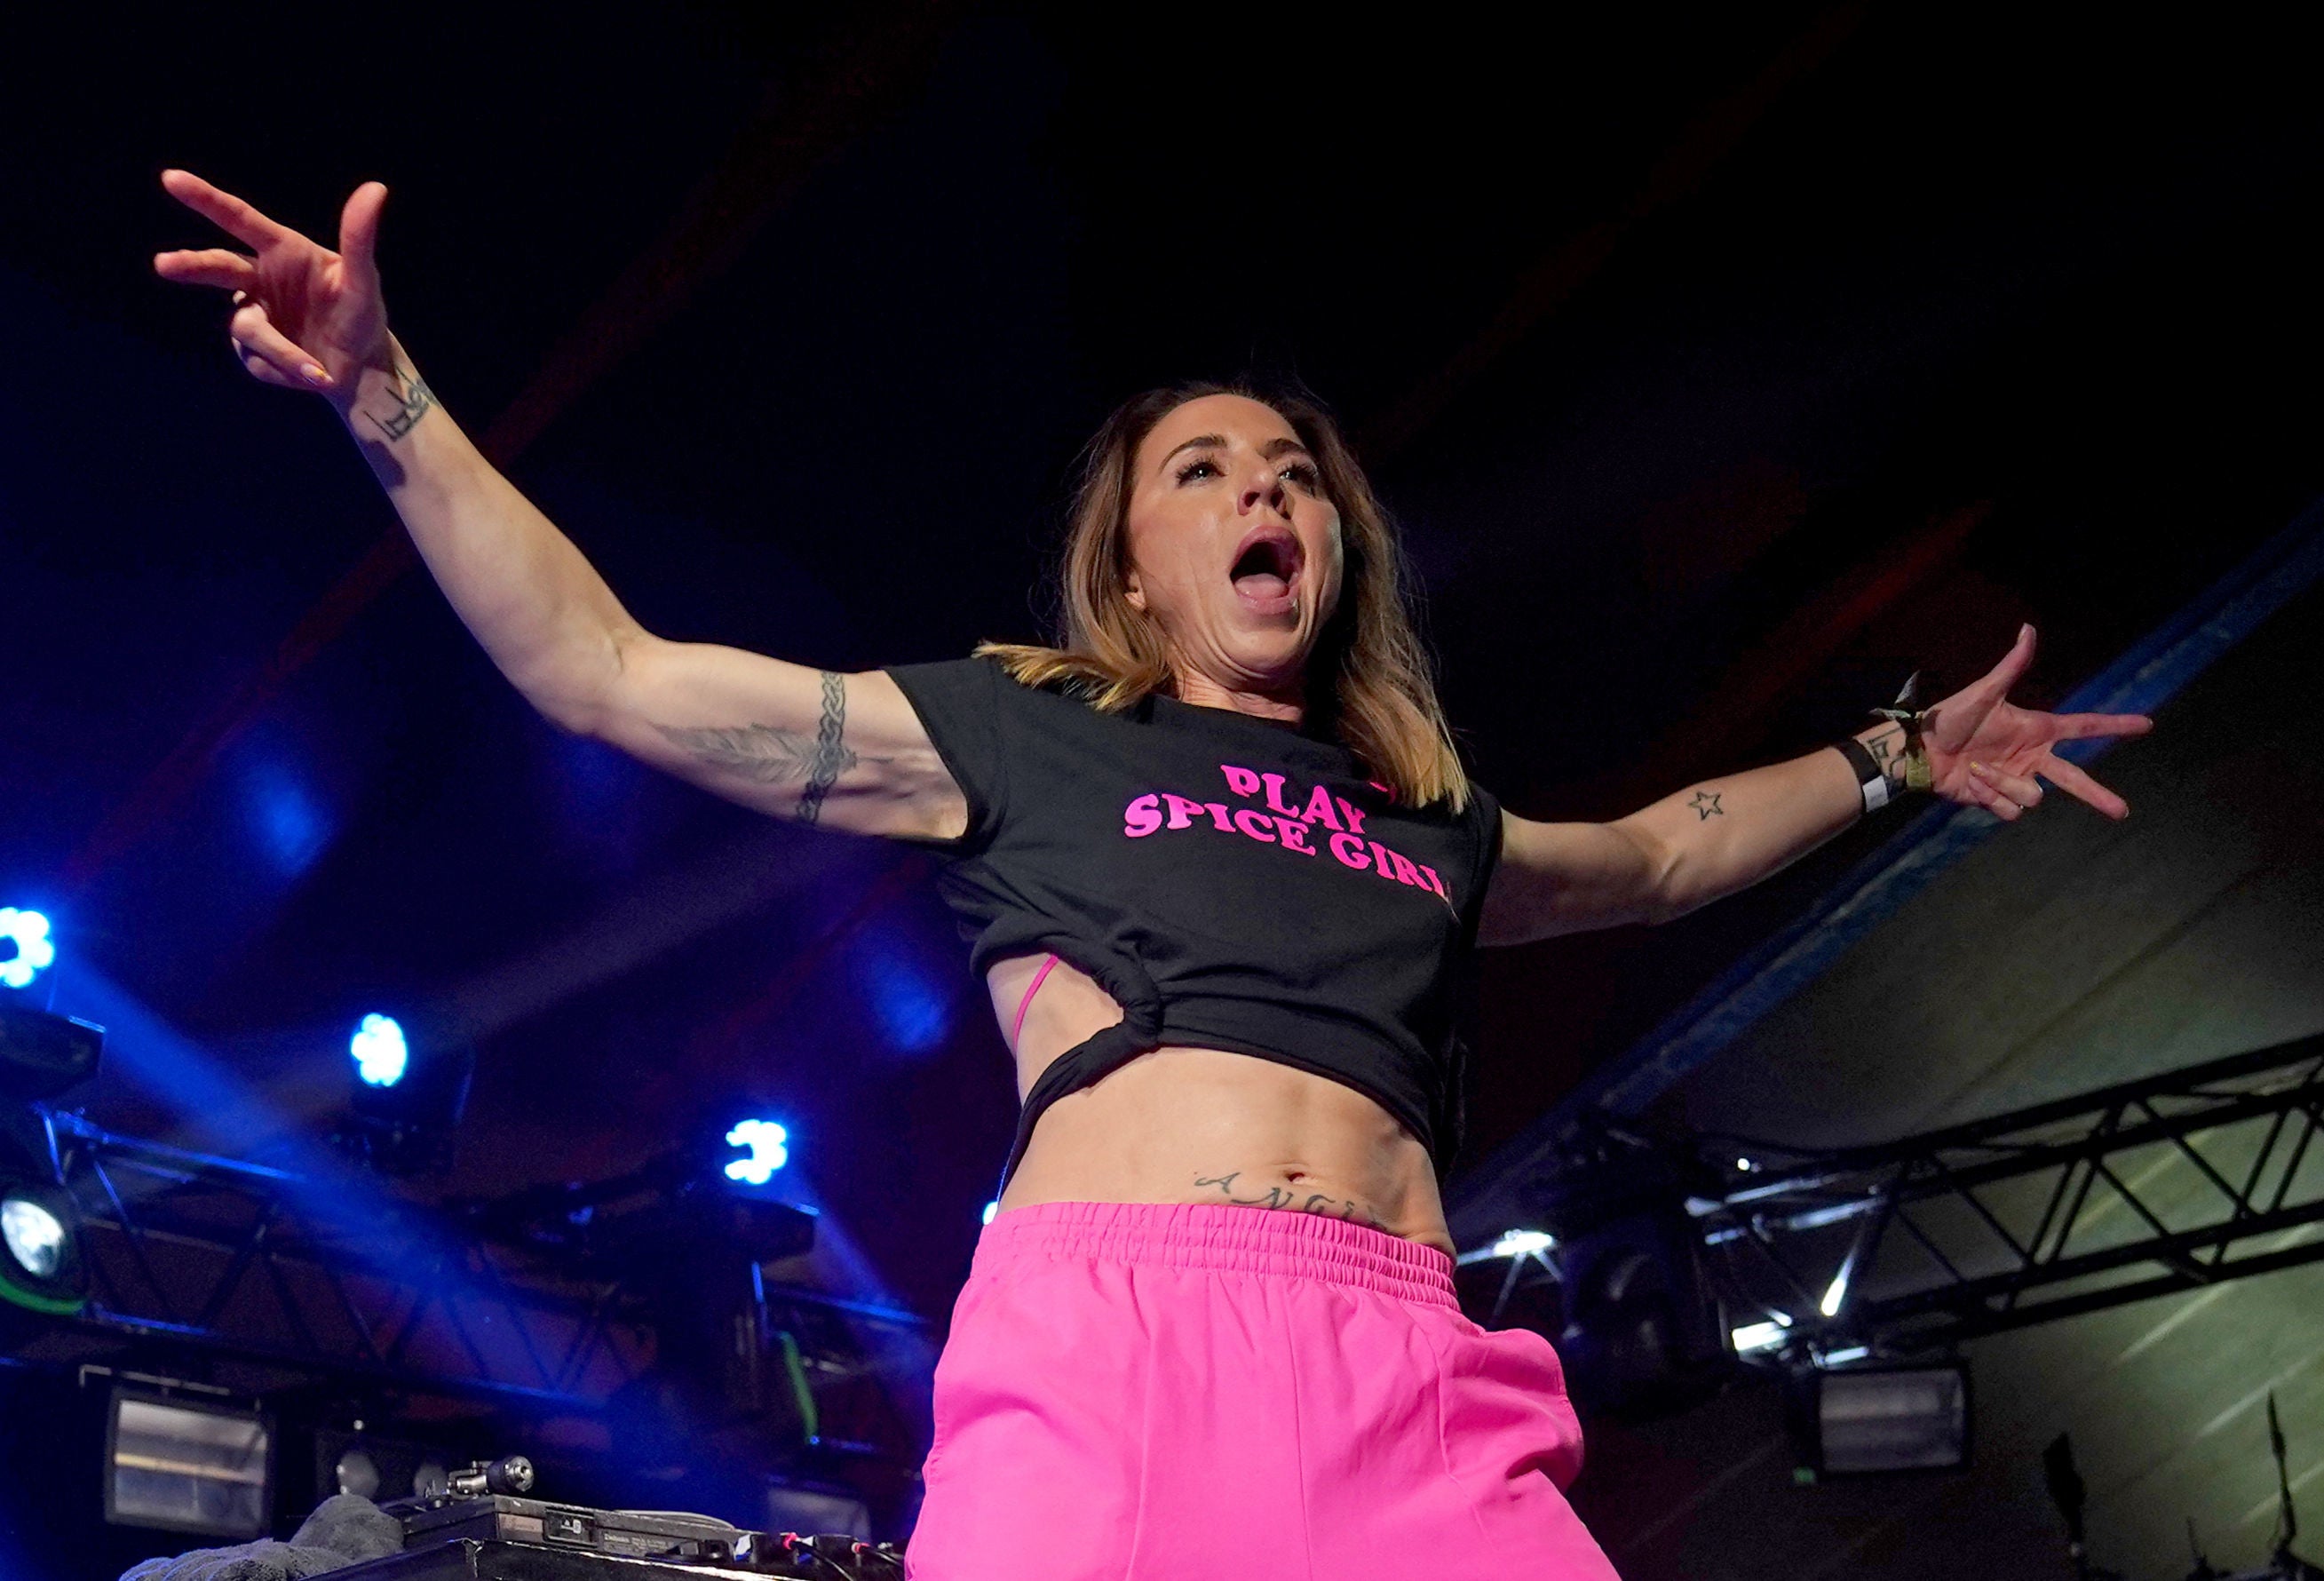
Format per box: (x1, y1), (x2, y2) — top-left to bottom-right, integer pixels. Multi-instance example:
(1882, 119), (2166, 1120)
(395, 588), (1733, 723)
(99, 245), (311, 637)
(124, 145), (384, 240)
(1229, 528), (1304, 611)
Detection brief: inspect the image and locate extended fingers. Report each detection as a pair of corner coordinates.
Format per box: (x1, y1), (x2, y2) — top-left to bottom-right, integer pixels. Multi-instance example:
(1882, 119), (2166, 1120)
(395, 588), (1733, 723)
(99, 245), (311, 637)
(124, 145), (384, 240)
(1980, 623), (2038, 695)
(2040, 752), (2130, 821)
(161, 168), (290, 250)
(337, 181), (387, 296)
(229, 302), (332, 389)
(153, 246), (256, 290)
(2054, 711), (2154, 740)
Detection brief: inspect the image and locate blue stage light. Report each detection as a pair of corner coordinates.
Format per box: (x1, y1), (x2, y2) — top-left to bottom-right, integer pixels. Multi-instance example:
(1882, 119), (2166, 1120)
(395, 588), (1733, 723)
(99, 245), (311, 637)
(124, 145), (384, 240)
(981, 1200), (1000, 1226)
(855, 934), (950, 1056)
(723, 1119), (789, 1186)
(0, 910), (56, 991)
(350, 1014), (408, 1088)
(720, 1116), (795, 1180)
(242, 754), (332, 878)
(344, 1017), (472, 1177)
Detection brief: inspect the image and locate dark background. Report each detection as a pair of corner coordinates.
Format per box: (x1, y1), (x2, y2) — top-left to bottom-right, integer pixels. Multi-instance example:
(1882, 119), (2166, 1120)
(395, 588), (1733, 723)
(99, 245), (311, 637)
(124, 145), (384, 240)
(4, 5), (2321, 1576)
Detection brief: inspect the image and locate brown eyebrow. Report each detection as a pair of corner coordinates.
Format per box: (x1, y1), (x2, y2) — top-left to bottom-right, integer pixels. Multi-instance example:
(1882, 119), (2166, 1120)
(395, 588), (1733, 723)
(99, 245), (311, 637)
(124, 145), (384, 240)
(1158, 433), (1226, 471)
(1156, 433), (1314, 473)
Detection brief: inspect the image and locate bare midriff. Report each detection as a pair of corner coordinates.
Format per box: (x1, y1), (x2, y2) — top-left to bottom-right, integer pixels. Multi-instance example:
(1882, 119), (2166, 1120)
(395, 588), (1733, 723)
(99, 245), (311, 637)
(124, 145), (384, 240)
(986, 952), (1455, 1259)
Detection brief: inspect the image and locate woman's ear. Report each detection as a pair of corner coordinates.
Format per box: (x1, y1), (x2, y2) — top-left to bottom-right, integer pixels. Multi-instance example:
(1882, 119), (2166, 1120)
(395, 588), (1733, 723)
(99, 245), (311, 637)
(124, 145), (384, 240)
(1124, 567), (1147, 613)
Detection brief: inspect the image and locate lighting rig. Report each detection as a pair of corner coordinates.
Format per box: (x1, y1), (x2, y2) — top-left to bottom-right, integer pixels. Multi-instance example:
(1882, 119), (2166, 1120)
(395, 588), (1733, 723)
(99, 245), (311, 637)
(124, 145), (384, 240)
(0, 921), (924, 1553)
(1, 994), (103, 1318)
(338, 1012), (476, 1177)
(0, 1108), (932, 1549)
(1455, 1030), (2324, 1476)
(0, 995), (932, 1553)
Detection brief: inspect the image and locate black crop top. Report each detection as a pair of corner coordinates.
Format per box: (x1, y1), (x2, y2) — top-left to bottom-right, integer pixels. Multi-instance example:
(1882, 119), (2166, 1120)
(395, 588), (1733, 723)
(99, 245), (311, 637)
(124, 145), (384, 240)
(884, 656), (1503, 1188)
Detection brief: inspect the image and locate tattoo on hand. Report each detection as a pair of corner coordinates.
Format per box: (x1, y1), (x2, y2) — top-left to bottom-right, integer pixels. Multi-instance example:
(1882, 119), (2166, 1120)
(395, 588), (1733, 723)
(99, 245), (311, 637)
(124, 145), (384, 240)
(363, 360), (435, 443)
(655, 671), (877, 825)
(1688, 790), (1725, 821)
(1194, 1172), (1389, 1232)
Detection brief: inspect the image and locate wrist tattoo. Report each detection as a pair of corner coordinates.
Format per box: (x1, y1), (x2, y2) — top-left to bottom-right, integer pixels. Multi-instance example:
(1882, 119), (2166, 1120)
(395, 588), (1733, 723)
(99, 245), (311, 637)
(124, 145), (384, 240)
(1688, 789), (1725, 821)
(363, 360), (435, 443)
(1194, 1171), (1390, 1232)
(655, 671), (879, 826)
(1865, 725), (1908, 785)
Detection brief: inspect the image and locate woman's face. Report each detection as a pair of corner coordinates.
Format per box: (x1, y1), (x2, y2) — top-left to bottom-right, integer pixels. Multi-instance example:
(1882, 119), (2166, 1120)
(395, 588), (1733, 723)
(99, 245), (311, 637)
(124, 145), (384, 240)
(1122, 393), (1345, 702)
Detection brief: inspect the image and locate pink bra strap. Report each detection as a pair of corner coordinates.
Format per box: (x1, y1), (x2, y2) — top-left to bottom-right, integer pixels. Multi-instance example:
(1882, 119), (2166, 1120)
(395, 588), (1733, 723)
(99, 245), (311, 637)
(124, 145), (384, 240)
(1011, 953), (1061, 1050)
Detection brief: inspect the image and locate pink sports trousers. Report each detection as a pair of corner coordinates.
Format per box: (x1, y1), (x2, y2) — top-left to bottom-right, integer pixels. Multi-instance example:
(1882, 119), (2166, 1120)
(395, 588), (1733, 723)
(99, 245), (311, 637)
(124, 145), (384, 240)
(904, 1200), (1621, 1579)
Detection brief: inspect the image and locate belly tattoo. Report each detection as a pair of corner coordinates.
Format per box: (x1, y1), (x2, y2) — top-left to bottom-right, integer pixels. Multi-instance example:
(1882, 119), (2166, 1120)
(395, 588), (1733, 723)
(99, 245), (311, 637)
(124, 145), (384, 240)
(1193, 1171), (1388, 1232)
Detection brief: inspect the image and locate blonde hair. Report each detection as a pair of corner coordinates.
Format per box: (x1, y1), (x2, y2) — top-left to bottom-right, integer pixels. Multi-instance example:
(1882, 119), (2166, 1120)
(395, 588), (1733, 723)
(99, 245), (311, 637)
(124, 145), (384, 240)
(979, 381), (1470, 811)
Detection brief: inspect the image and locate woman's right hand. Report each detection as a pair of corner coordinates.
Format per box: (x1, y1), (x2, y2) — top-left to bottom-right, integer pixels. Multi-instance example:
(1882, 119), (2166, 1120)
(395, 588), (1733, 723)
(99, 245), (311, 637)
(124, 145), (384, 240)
(153, 171), (391, 399)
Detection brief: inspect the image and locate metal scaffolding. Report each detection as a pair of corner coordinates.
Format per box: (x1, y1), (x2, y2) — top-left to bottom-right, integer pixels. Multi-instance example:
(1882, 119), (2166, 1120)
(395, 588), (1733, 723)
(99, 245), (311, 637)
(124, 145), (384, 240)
(9, 1108), (658, 1408)
(4, 1109), (930, 1446)
(1695, 1032), (2324, 1359)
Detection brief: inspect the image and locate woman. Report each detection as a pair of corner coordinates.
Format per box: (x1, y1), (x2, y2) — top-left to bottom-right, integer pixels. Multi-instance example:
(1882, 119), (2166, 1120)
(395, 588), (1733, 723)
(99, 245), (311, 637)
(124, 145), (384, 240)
(155, 171), (2150, 1576)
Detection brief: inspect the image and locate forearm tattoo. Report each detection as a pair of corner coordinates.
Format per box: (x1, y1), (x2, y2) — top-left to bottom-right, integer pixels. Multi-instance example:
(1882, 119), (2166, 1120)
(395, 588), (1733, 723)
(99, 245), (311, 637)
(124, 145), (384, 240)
(1688, 789), (1725, 821)
(655, 671), (876, 826)
(1194, 1171), (1390, 1232)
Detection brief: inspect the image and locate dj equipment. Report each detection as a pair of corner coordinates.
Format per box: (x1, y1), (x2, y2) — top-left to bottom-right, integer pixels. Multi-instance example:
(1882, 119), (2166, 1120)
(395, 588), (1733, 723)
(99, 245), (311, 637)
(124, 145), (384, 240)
(328, 1540), (900, 1581)
(338, 1456), (905, 1581)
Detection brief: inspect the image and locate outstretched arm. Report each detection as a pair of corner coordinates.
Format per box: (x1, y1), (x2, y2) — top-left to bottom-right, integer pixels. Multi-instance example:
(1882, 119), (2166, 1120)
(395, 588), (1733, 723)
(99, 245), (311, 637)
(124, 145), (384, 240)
(1477, 625), (2153, 944)
(155, 171), (964, 840)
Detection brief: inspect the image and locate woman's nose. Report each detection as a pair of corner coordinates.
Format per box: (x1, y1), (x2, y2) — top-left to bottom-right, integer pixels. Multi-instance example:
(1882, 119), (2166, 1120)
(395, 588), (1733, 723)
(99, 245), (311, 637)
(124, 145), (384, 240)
(1239, 465), (1289, 515)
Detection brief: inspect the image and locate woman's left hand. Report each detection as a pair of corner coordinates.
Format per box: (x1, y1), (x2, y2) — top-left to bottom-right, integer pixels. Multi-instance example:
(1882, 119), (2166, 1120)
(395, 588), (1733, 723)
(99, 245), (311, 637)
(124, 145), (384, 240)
(1920, 624), (2153, 821)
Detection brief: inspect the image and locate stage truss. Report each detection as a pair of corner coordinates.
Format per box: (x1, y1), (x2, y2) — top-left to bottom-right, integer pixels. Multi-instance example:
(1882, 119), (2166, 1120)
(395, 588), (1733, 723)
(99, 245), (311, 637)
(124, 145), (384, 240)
(1693, 1032), (2324, 1358)
(1, 1110), (930, 1448)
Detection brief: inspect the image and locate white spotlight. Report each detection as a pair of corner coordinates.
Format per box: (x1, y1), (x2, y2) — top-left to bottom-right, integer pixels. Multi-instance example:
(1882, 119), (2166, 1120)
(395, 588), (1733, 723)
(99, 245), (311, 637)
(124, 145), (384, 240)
(0, 909), (56, 990)
(1489, 1228), (1555, 1258)
(1730, 1311), (1794, 1355)
(349, 1014), (408, 1088)
(723, 1119), (789, 1185)
(1, 1196), (65, 1279)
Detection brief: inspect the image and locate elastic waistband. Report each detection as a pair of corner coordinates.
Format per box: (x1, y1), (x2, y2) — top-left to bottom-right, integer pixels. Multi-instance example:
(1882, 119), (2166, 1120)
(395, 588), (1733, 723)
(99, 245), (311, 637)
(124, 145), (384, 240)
(972, 1200), (1457, 1308)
